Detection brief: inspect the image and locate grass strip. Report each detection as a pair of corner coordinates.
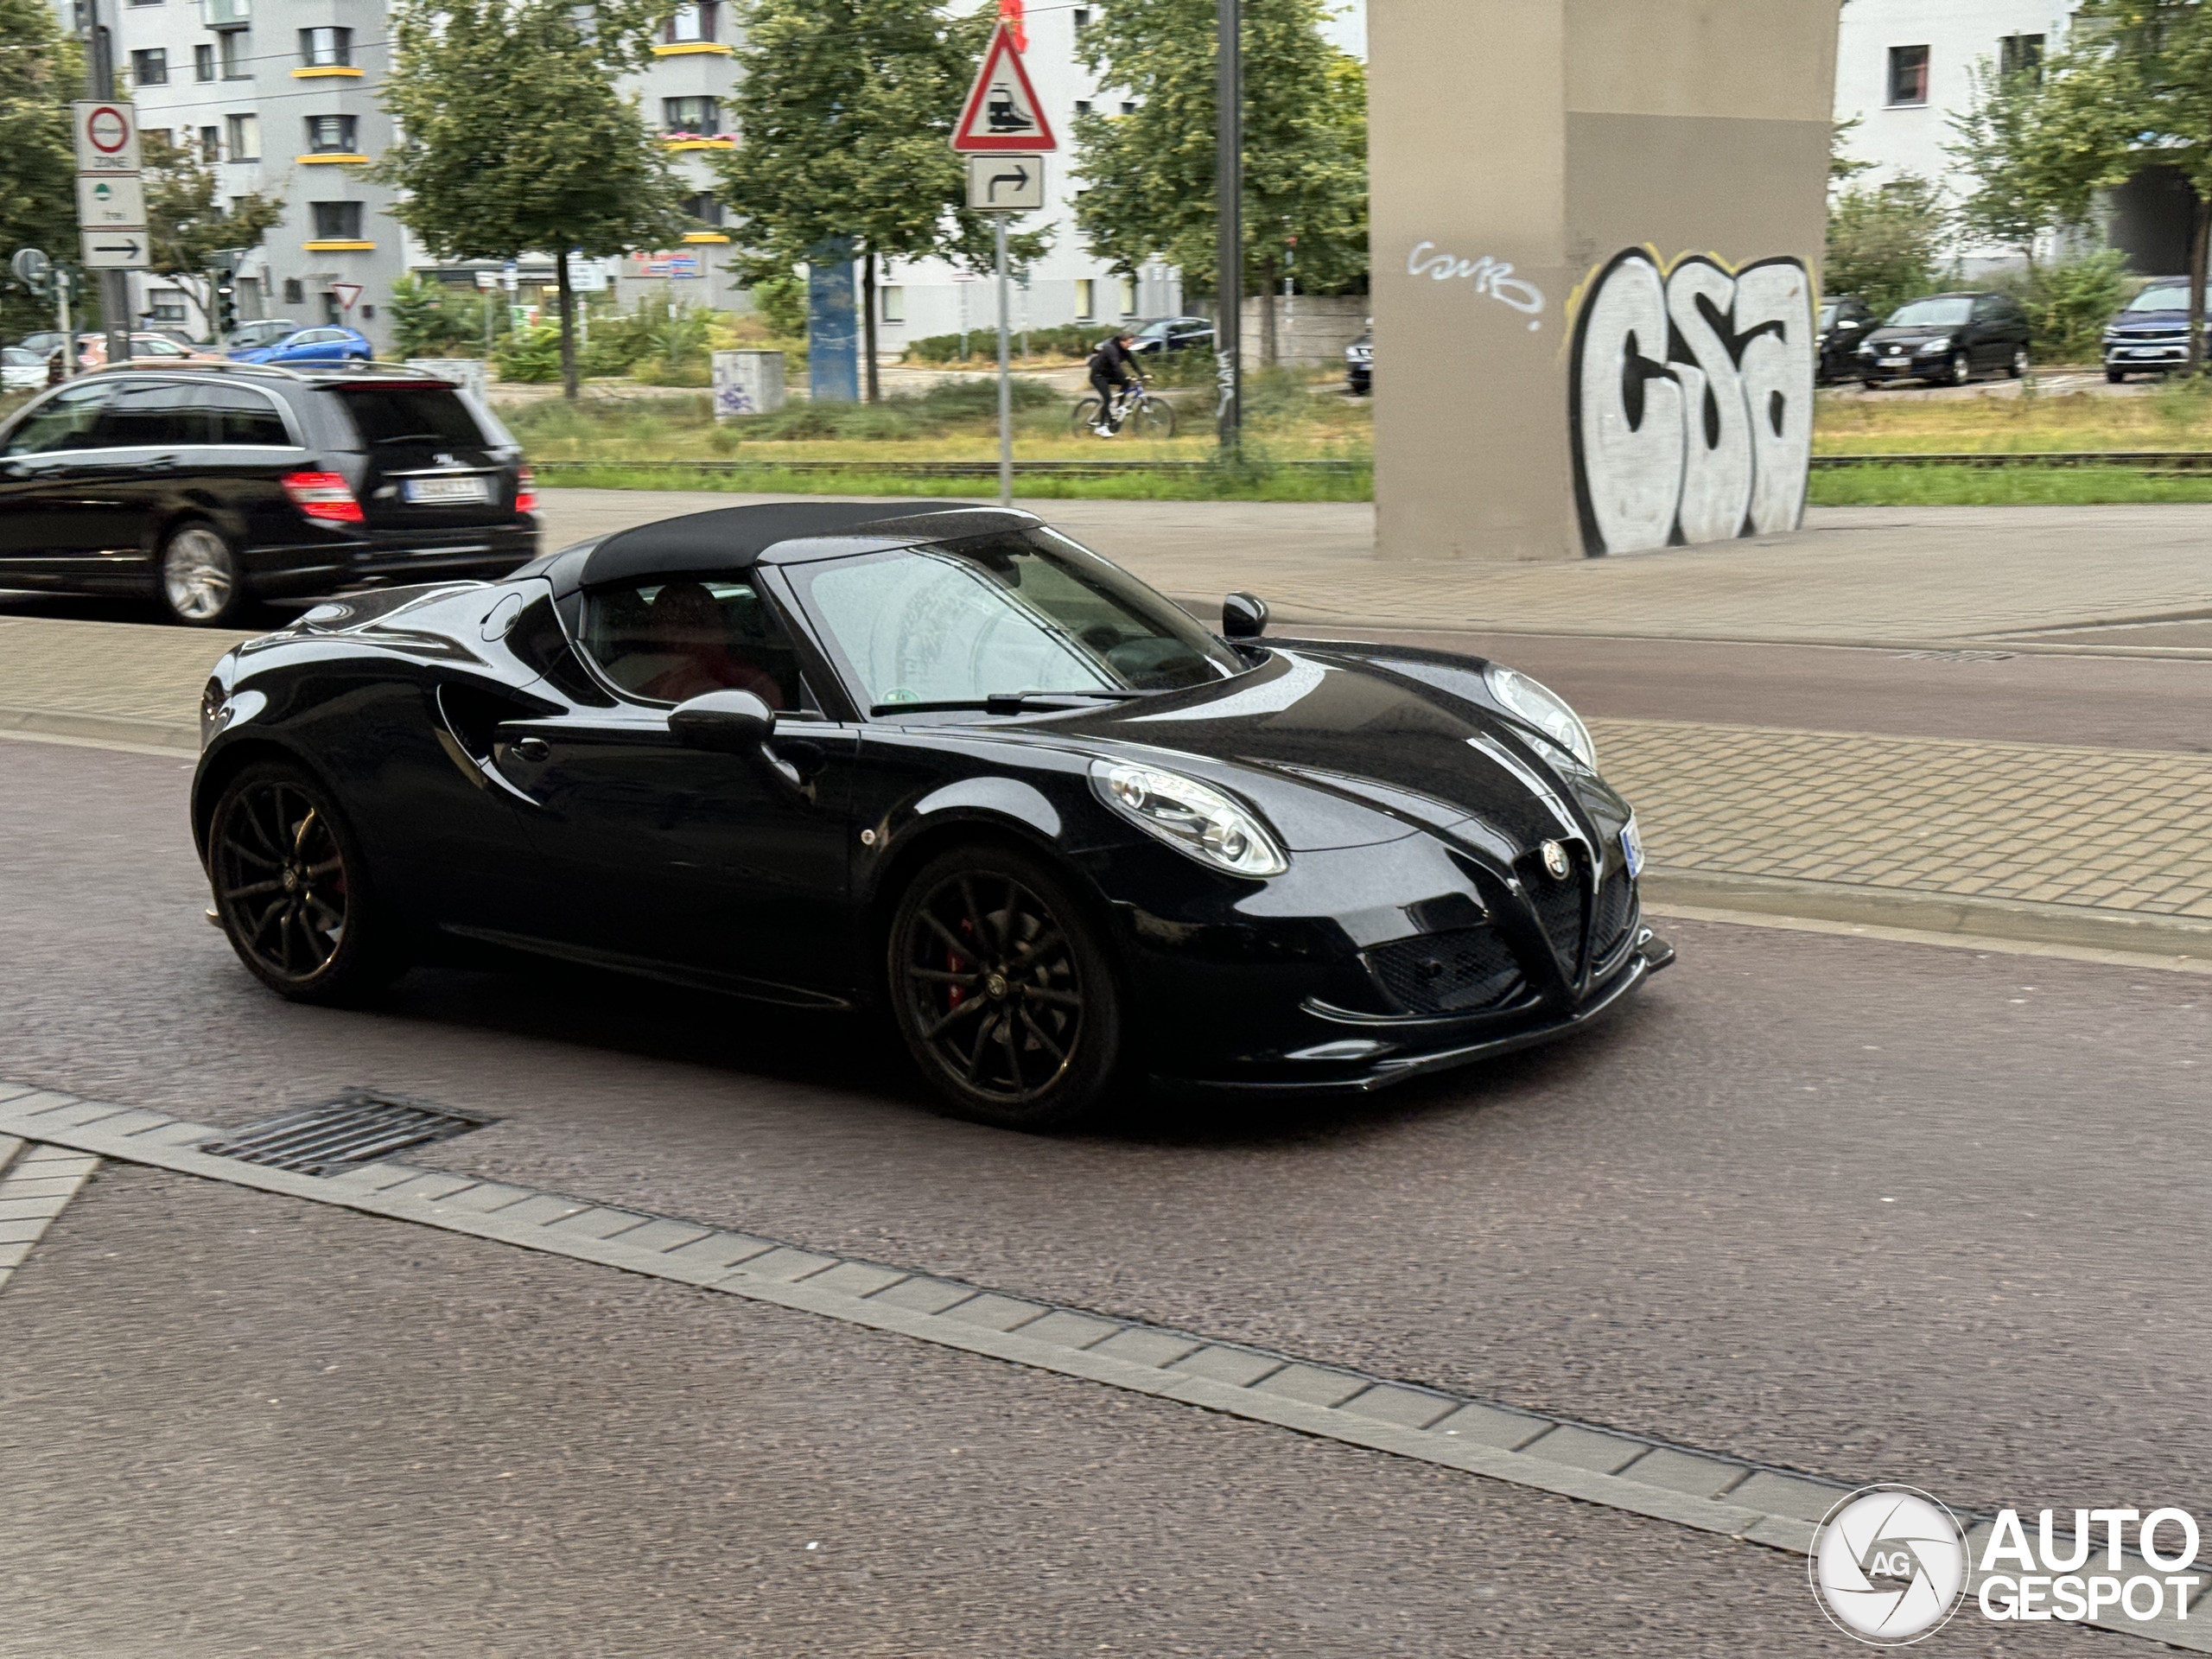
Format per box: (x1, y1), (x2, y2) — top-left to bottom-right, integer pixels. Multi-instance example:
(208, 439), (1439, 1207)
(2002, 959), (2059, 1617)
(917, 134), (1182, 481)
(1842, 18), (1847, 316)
(538, 460), (1376, 503)
(1807, 463), (2212, 505)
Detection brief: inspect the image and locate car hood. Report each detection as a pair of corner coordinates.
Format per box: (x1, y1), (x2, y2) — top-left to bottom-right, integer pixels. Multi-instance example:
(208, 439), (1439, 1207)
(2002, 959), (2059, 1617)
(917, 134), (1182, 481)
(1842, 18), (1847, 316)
(2110, 309), (2194, 332)
(1865, 327), (1957, 347)
(1047, 646), (1615, 858)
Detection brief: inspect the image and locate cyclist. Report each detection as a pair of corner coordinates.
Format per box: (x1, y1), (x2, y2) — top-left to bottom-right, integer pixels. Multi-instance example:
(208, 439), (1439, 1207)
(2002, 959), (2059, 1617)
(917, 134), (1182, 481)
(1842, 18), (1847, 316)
(1085, 328), (1144, 436)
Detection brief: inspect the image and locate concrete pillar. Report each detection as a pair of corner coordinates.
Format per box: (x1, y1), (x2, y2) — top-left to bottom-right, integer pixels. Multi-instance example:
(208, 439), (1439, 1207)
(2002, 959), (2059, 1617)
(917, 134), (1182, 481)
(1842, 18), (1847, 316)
(1370, 0), (1840, 561)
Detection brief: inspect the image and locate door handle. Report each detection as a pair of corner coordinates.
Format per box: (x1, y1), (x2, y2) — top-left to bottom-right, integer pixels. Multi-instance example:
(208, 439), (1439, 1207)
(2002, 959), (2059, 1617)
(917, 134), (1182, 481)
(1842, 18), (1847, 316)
(510, 736), (550, 762)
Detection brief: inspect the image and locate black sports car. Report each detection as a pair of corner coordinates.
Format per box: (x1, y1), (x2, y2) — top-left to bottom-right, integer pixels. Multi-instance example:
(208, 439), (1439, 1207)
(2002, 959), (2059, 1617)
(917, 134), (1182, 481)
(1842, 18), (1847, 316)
(192, 501), (1671, 1128)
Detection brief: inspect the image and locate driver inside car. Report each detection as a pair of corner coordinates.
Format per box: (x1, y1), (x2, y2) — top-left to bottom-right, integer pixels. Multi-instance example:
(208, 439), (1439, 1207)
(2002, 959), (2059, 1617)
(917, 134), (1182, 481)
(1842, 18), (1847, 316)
(639, 581), (785, 707)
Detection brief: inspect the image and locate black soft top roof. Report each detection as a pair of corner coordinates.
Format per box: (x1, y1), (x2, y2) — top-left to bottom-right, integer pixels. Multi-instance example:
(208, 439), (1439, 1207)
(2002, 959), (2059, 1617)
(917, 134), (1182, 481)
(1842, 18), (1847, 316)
(575, 500), (1019, 588)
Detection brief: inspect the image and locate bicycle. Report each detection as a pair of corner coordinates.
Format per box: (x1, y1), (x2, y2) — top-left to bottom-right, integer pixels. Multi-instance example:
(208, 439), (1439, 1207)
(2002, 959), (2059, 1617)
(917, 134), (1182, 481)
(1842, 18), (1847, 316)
(1071, 380), (1178, 440)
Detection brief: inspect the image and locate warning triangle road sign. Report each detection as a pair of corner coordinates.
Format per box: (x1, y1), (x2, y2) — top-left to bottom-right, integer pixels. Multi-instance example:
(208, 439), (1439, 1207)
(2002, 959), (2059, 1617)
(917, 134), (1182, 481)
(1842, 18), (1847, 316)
(950, 22), (1057, 154)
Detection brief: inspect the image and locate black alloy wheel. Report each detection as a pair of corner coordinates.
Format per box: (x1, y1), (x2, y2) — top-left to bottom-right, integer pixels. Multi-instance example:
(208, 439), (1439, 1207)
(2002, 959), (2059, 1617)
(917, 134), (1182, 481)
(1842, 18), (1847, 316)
(209, 762), (404, 1002)
(888, 844), (1122, 1130)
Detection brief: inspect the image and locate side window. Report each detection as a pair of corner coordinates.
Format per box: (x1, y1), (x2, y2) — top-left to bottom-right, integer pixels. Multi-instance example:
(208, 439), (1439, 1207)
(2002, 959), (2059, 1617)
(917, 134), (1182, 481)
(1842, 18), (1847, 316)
(579, 578), (805, 709)
(3, 384), (116, 455)
(197, 384), (295, 446)
(92, 382), (207, 448)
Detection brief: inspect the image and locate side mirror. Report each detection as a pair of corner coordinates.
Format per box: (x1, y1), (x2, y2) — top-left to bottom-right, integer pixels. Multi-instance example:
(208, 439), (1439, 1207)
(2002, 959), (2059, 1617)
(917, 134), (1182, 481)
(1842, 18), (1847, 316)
(1222, 591), (1268, 639)
(669, 688), (775, 753)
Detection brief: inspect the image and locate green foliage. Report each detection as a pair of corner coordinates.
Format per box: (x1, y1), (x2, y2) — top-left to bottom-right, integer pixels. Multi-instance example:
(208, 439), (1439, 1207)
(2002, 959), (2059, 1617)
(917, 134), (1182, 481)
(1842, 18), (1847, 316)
(1072, 0), (1369, 296)
(0, 0), (79, 340)
(715, 0), (1049, 294)
(139, 130), (283, 323)
(374, 0), (692, 394)
(536, 460), (1373, 503)
(387, 272), (493, 358)
(906, 323), (1110, 362)
(1826, 175), (1953, 319)
(1987, 249), (2135, 361)
(1830, 115), (1875, 184)
(493, 323), (564, 382)
(744, 271), (808, 338)
(1945, 60), (2087, 261)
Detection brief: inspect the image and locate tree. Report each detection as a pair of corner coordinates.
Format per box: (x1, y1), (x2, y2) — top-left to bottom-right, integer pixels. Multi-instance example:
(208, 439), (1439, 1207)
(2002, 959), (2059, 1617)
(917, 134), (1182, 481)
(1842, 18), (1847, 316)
(373, 0), (692, 397)
(2035, 1), (2212, 371)
(1071, 0), (1368, 358)
(140, 131), (283, 330)
(715, 0), (1046, 402)
(1825, 174), (1952, 319)
(1945, 60), (2088, 270)
(0, 0), (79, 339)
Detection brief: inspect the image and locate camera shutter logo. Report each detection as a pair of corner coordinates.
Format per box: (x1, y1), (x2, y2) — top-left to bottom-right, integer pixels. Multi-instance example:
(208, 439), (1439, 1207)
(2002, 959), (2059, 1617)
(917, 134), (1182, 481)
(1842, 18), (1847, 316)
(1810, 1485), (1969, 1646)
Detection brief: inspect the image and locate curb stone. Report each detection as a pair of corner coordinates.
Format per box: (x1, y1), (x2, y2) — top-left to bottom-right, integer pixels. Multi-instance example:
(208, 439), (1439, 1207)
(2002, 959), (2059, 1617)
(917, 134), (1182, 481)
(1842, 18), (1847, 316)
(1, 1079), (2204, 1650)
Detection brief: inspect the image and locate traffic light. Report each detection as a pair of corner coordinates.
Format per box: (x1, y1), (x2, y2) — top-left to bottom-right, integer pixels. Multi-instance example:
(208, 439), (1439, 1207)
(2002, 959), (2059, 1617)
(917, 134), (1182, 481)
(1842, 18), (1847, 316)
(209, 251), (241, 336)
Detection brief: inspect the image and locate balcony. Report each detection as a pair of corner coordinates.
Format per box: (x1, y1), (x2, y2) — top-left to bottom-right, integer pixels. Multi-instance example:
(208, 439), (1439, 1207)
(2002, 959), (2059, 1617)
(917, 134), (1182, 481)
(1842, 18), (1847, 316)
(200, 0), (249, 27)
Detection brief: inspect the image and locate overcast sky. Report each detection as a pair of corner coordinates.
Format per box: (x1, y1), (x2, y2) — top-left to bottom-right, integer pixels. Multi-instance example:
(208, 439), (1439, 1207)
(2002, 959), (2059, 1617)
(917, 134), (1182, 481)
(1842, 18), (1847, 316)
(1322, 0), (1365, 58)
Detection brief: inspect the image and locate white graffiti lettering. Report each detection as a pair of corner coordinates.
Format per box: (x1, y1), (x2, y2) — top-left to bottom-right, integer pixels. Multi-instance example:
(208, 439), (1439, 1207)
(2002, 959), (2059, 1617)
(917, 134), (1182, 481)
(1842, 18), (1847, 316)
(1568, 250), (1814, 556)
(1406, 242), (1546, 327)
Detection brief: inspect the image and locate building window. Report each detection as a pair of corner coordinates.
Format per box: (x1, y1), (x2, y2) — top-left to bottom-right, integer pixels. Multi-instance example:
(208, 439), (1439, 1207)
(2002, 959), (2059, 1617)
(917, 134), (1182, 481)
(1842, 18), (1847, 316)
(1074, 99), (1092, 115)
(304, 114), (358, 153)
(1072, 6), (1090, 24)
(1119, 100), (1136, 115)
(1118, 276), (1137, 316)
(223, 112), (260, 160)
(130, 48), (168, 85)
(882, 285), (904, 323)
(310, 201), (363, 239)
(683, 191), (723, 226)
(146, 290), (188, 321)
(1075, 278), (1096, 321)
(299, 26), (351, 66)
(218, 29), (251, 78)
(194, 42), (215, 79)
(663, 96), (721, 136)
(1999, 33), (2045, 79)
(665, 2), (716, 43)
(283, 277), (305, 305)
(197, 124), (219, 162)
(1887, 44), (1929, 105)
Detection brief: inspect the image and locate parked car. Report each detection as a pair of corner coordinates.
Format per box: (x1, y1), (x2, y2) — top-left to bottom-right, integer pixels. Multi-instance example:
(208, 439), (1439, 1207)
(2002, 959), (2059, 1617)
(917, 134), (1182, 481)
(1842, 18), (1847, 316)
(78, 333), (231, 370)
(0, 363), (537, 625)
(139, 327), (207, 352)
(190, 499), (1670, 1129)
(2, 346), (47, 391)
(1857, 292), (2031, 387)
(1345, 327), (1373, 395)
(2102, 277), (2204, 381)
(230, 325), (373, 366)
(1127, 315), (1214, 355)
(1817, 296), (1875, 382)
(224, 319), (303, 353)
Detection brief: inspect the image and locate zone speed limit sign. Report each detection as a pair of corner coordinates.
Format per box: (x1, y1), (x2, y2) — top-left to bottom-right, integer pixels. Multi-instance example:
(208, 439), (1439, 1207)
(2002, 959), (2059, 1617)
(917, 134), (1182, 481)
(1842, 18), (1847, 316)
(73, 100), (141, 173)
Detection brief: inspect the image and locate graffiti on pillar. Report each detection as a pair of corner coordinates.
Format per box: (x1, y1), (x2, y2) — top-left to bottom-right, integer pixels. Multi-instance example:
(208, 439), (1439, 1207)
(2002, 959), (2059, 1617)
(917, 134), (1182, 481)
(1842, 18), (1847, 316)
(1407, 241), (1546, 328)
(1567, 249), (1814, 556)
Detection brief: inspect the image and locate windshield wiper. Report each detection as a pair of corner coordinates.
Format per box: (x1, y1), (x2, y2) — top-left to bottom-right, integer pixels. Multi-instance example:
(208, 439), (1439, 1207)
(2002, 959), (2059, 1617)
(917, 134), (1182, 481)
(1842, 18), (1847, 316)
(870, 690), (1152, 717)
(372, 432), (467, 447)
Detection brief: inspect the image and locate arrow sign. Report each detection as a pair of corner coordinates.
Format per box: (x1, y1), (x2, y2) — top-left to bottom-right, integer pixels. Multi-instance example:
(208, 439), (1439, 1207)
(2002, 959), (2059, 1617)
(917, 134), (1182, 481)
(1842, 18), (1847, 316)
(950, 22), (1056, 153)
(79, 232), (146, 270)
(966, 152), (1045, 211)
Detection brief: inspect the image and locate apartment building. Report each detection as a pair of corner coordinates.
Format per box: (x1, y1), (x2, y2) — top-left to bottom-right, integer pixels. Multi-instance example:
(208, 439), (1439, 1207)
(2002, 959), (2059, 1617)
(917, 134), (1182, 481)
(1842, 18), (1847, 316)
(1833, 0), (2190, 275)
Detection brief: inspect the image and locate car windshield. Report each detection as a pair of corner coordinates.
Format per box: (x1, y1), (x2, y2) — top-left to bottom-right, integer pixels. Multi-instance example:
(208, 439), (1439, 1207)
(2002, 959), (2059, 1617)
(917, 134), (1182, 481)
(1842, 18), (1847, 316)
(1886, 297), (1973, 327)
(2126, 285), (2197, 313)
(790, 528), (1245, 710)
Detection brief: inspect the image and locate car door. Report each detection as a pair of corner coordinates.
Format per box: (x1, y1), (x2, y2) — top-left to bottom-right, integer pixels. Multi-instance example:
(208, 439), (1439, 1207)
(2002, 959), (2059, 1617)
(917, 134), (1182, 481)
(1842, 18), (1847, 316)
(486, 577), (862, 1002)
(76, 379), (208, 583)
(1968, 296), (2003, 369)
(0, 380), (122, 580)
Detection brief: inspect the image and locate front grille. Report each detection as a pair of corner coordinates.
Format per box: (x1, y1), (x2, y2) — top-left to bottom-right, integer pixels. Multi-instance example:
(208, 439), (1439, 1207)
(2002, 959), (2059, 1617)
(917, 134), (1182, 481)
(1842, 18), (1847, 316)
(1592, 866), (1634, 959)
(1367, 926), (1522, 1016)
(199, 1090), (493, 1175)
(1526, 862), (1588, 974)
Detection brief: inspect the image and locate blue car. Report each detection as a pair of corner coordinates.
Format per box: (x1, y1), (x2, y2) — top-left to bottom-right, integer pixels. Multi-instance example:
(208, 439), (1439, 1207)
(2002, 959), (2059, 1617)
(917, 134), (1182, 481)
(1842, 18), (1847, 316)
(2103, 276), (2206, 381)
(230, 324), (372, 365)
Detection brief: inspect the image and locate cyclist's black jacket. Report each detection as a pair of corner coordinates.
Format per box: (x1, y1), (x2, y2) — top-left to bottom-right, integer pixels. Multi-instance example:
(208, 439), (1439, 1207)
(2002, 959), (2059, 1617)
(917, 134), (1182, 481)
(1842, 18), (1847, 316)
(1087, 337), (1140, 383)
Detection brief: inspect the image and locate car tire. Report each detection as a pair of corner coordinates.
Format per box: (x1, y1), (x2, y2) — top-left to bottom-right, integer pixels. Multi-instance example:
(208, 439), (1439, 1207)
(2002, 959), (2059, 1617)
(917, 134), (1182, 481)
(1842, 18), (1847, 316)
(2009, 346), (2030, 379)
(1860, 378), (1881, 391)
(2107, 368), (2127, 384)
(158, 521), (246, 626)
(209, 761), (408, 1005)
(887, 842), (1123, 1131)
(1948, 350), (1973, 387)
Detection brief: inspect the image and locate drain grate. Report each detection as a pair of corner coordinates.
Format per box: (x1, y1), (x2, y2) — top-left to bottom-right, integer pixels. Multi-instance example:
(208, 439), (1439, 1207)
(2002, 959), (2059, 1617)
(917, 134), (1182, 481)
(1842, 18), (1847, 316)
(198, 1091), (493, 1176)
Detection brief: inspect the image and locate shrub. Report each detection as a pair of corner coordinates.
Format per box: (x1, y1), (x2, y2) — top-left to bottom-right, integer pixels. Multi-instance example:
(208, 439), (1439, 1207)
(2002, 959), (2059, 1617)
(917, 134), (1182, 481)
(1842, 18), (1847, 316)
(491, 324), (563, 383)
(1827, 174), (1953, 320)
(1989, 250), (2134, 365)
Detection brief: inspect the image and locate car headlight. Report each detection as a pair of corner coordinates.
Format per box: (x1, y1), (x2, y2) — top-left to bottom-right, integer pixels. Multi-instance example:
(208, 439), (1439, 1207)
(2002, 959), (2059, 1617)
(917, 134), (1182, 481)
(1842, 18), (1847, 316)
(1091, 760), (1287, 877)
(1916, 336), (1952, 355)
(1857, 341), (1877, 355)
(1484, 664), (1597, 769)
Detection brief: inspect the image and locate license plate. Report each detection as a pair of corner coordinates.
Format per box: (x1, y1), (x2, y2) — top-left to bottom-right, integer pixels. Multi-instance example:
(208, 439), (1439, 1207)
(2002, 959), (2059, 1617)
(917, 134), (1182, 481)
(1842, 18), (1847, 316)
(404, 475), (489, 504)
(1880, 357), (1908, 367)
(2127, 349), (2164, 359)
(1621, 817), (1644, 880)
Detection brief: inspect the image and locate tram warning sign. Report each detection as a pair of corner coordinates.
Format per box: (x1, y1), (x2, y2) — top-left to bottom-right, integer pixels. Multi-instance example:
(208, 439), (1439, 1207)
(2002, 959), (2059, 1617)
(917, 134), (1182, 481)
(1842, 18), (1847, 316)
(950, 22), (1056, 154)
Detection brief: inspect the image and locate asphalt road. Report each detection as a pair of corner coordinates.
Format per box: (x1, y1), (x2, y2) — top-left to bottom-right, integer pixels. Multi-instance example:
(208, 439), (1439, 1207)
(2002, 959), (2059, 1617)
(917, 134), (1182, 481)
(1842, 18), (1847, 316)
(3, 727), (2207, 1645)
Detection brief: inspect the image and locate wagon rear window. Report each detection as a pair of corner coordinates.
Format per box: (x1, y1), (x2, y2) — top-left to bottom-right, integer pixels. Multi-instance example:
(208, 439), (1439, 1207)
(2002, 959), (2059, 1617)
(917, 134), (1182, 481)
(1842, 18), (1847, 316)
(333, 385), (495, 448)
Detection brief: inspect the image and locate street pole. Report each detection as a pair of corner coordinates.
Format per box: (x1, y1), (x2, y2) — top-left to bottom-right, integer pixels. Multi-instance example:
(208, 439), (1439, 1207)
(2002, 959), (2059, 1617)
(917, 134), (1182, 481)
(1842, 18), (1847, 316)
(84, 0), (130, 365)
(56, 271), (73, 379)
(1214, 0), (1241, 452)
(995, 213), (1014, 511)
